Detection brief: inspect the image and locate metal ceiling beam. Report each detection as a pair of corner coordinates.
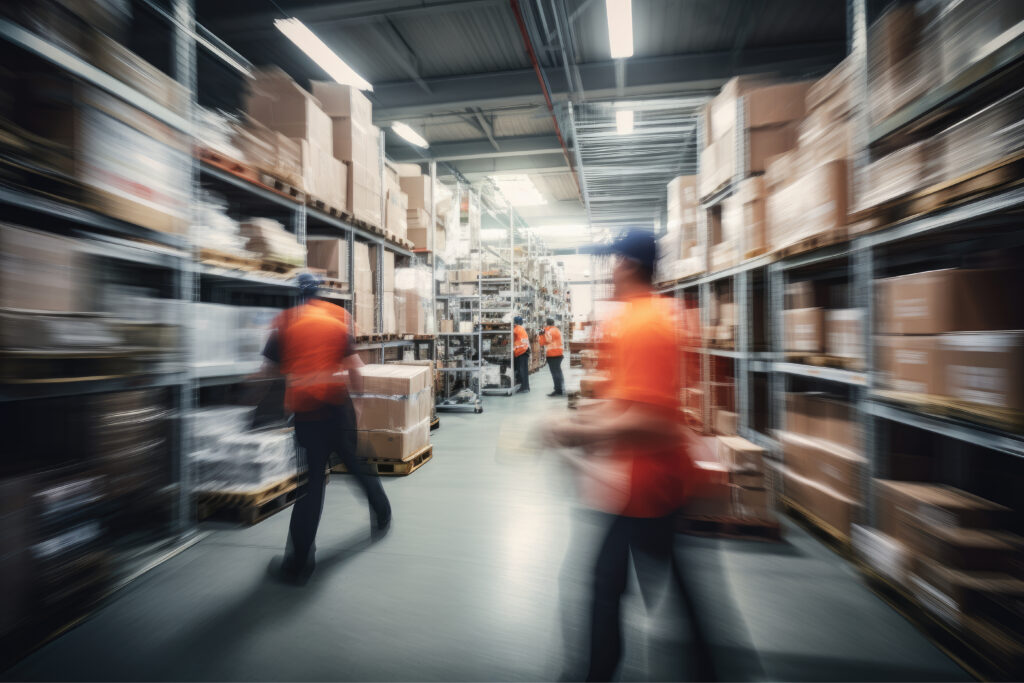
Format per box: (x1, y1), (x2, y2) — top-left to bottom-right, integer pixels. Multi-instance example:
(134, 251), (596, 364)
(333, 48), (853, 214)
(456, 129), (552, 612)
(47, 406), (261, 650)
(389, 134), (562, 162)
(437, 153), (570, 177)
(471, 108), (501, 151)
(207, 0), (504, 37)
(371, 41), (846, 118)
(374, 19), (431, 93)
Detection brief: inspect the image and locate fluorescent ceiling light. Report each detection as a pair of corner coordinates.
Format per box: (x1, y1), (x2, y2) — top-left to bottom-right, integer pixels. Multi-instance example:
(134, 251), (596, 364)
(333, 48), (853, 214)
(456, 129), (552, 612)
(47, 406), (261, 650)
(606, 0), (633, 59)
(616, 109), (634, 134)
(274, 18), (373, 91)
(391, 122), (429, 148)
(490, 175), (547, 207)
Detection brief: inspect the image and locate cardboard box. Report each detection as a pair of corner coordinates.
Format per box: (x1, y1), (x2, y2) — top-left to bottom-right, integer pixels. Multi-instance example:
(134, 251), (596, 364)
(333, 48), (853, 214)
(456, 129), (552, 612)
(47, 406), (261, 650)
(825, 309), (864, 360)
(744, 80), (814, 128)
(806, 55), (855, 120)
(875, 481), (1014, 538)
(0, 225), (88, 312)
(904, 522), (1024, 576)
(714, 409), (738, 436)
(784, 308), (825, 353)
(908, 555), (1024, 631)
(737, 176), (767, 254)
(786, 393), (809, 434)
(306, 237), (348, 281)
(353, 390), (431, 431)
(92, 33), (189, 116)
(784, 467), (862, 537)
(717, 436), (765, 473)
(356, 418), (430, 461)
(779, 431), (867, 501)
(440, 319), (454, 334)
(310, 81), (372, 123)
(730, 469), (765, 490)
(942, 332), (1024, 411)
(824, 398), (859, 450)
(853, 524), (910, 585)
(580, 373), (611, 398)
(359, 363), (432, 396)
(400, 175), (433, 213)
(732, 485), (771, 520)
(876, 335), (945, 395)
(245, 69), (333, 148)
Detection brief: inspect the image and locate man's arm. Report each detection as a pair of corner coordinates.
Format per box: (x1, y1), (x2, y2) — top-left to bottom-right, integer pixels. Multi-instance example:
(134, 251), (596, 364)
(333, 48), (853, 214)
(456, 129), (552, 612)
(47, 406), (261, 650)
(546, 399), (680, 448)
(343, 329), (363, 393)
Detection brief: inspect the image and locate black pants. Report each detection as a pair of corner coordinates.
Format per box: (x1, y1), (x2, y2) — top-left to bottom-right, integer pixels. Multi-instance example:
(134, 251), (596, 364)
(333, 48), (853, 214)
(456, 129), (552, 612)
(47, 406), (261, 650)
(547, 355), (564, 394)
(286, 398), (390, 569)
(587, 513), (713, 682)
(515, 353), (530, 390)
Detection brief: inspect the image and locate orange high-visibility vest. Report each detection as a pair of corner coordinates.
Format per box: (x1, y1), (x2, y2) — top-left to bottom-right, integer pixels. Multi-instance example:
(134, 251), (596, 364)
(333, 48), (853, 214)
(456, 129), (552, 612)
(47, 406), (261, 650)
(513, 325), (529, 357)
(541, 325), (563, 357)
(273, 300), (352, 414)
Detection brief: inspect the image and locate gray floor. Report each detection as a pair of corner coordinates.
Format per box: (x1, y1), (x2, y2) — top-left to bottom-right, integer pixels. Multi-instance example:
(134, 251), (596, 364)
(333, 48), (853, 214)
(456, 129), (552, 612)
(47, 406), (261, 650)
(6, 368), (971, 681)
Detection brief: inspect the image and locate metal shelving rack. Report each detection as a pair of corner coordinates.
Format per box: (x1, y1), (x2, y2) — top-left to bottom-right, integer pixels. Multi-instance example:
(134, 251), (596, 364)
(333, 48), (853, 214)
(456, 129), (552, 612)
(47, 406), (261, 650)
(479, 201), (518, 396)
(660, 0), (1024, 537)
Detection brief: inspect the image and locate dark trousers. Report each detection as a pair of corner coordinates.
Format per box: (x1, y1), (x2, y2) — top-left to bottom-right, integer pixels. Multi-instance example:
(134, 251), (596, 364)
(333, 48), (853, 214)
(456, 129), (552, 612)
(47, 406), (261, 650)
(547, 355), (564, 394)
(286, 398), (390, 568)
(587, 513), (714, 682)
(515, 352), (530, 390)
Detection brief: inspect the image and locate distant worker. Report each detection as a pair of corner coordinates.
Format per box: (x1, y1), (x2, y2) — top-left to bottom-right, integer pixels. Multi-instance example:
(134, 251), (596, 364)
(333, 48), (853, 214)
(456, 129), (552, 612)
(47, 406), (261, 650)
(513, 315), (530, 393)
(542, 228), (711, 681)
(262, 273), (391, 583)
(539, 317), (565, 397)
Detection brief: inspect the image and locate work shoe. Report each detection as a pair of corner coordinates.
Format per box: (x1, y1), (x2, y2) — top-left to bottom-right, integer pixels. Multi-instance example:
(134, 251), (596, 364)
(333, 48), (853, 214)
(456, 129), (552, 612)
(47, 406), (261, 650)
(548, 391), (564, 397)
(268, 555), (313, 586)
(370, 503), (392, 539)
(516, 388), (530, 394)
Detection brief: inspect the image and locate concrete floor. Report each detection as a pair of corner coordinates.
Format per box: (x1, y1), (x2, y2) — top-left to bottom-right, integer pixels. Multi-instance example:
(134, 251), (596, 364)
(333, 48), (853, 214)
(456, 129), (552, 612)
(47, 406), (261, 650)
(6, 368), (971, 682)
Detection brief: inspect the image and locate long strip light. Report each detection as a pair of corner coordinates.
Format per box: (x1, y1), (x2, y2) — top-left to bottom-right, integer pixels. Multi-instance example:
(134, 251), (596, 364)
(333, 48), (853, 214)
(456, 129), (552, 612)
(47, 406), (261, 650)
(615, 109), (634, 134)
(606, 0), (633, 59)
(391, 122), (429, 148)
(274, 18), (373, 91)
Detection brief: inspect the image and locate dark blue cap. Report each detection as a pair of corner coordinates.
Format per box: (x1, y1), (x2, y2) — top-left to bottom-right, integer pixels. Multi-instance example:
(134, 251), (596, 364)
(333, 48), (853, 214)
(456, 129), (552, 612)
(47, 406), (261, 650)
(513, 316), (523, 325)
(296, 272), (323, 298)
(585, 227), (657, 272)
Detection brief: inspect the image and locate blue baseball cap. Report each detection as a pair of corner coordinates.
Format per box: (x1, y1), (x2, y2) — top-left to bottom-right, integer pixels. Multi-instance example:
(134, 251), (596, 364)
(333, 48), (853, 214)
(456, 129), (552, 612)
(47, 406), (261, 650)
(513, 316), (523, 325)
(584, 227), (657, 272)
(296, 272), (323, 298)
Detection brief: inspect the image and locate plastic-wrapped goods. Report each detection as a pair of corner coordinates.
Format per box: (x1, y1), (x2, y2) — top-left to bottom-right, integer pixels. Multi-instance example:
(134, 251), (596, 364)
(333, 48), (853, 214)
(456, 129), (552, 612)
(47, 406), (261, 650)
(192, 303), (241, 365)
(867, 2), (942, 124)
(193, 428), (296, 491)
(196, 190), (251, 257)
(395, 267), (434, 335)
(195, 107), (246, 161)
(937, 0), (1024, 84)
(239, 218), (305, 266)
(237, 307), (281, 359)
(188, 406), (255, 451)
(353, 388), (432, 431)
(936, 87), (1024, 184)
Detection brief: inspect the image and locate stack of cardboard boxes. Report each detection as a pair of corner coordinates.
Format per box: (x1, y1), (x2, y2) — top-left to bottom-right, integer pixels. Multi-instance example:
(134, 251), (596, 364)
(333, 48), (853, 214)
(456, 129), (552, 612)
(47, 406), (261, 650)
(352, 242), (375, 336)
(857, 481), (1023, 665)
(401, 172), (434, 249)
(875, 269), (1024, 412)
(394, 267), (432, 335)
(657, 175), (701, 282)
(351, 365), (432, 461)
(684, 436), (775, 523)
(371, 249), (396, 335)
(306, 237), (349, 286)
(312, 81), (382, 227)
(384, 165), (409, 241)
(779, 393), (867, 537)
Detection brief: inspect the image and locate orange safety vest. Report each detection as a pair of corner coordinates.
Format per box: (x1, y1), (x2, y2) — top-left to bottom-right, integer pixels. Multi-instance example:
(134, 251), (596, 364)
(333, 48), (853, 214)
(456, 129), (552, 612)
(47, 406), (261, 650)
(273, 300), (352, 414)
(513, 325), (530, 357)
(541, 325), (563, 357)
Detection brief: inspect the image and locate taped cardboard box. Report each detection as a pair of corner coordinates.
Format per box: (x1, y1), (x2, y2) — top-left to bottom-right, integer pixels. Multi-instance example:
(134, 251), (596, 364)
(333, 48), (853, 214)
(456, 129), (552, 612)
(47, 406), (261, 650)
(783, 466), (862, 537)
(779, 430), (867, 501)
(245, 68), (333, 149)
(353, 389), (432, 431)
(717, 436), (765, 473)
(908, 554), (1024, 632)
(876, 334), (945, 395)
(942, 331), (1024, 411)
(783, 308), (825, 353)
(356, 418), (430, 461)
(400, 175), (433, 213)
(903, 520), (1024, 576)
(825, 309), (863, 360)
(875, 481), (1014, 540)
(876, 269), (1020, 335)
(306, 237), (349, 282)
(310, 81), (372, 123)
(359, 363), (432, 396)
(714, 409), (738, 436)
(0, 225), (90, 312)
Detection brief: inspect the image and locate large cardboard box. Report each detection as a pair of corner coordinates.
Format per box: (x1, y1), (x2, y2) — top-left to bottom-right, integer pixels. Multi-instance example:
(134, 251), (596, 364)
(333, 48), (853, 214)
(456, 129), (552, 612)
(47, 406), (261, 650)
(714, 409), (738, 436)
(942, 332), (1024, 411)
(904, 521), (1024, 575)
(359, 363), (432, 396)
(296, 139), (347, 207)
(779, 431), (867, 501)
(825, 309), (864, 360)
(784, 467), (862, 537)
(356, 418), (430, 461)
(732, 485), (771, 520)
(245, 69), (333, 148)
(876, 334), (945, 395)
(401, 175), (433, 213)
(667, 175), (698, 227)
(877, 269), (1019, 335)
(875, 481), (1014, 540)
(908, 554), (1024, 632)
(306, 237), (348, 281)
(806, 55), (856, 121)
(0, 225), (88, 312)
(310, 81), (372, 123)
(717, 436), (765, 473)
(736, 176), (767, 254)
(92, 33), (189, 116)
(784, 308), (825, 353)
(353, 389), (431, 431)
(408, 227), (429, 250)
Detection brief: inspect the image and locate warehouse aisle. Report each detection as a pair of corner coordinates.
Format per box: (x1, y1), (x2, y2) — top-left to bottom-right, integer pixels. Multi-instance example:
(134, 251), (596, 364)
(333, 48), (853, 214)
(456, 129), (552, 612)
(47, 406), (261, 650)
(7, 369), (969, 682)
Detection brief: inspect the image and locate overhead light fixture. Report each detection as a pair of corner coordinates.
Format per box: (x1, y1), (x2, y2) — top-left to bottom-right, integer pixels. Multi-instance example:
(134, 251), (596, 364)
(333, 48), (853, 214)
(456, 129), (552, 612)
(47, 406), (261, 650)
(606, 0), (633, 59)
(391, 122), (429, 148)
(616, 109), (634, 134)
(274, 18), (373, 91)
(490, 175), (547, 207)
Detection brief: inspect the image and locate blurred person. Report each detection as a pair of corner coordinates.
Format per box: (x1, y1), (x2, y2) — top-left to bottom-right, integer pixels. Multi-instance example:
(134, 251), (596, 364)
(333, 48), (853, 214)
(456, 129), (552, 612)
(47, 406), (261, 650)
(539, 317), (566, 397)
(513, 315), (531, 393)
(542, 228), (711, 682)
(262, 273), (391, 583)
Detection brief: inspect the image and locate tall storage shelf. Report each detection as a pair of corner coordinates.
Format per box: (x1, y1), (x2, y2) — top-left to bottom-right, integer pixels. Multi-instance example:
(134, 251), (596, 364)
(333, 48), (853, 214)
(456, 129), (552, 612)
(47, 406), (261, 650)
(659, 2), (1024, 675)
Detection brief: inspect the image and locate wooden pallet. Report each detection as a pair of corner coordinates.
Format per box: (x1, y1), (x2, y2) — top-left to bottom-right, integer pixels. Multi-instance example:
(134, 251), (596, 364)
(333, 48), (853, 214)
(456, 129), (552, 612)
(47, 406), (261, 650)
(198, 248), (298, 279)
(430, 416), (440, 431)
(400, 334), (435, 341)
(320, 278), (348, 292)
(331, 444), (433, 476)
(772, 227), (848, 260)
(197, 474), (304, 525)
(784, 353), (864, 371)
(356, 334), (387, 343)
(873, 389), (1024, 433)
(852, 151), (1024, 227)
(743, 245), (771, 260)
(306, 195), (351, 221)
(706, 339), (737, 351)
(780, 495), (851, 554)
(675, 513), (783, 542)
(198, 148), (303, 204)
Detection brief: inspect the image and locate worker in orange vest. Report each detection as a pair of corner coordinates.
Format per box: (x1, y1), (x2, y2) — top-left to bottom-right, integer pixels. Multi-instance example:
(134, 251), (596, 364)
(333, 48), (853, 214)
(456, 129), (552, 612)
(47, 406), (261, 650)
(262, 273), (391, 583)
(513, 315), (530, 393)
(538, 317), (565, 397)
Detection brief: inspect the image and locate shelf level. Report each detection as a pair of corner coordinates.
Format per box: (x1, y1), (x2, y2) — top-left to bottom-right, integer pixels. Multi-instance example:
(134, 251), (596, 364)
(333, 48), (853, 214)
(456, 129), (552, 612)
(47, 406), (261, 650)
(774, 362), (867, 386)
(0, 370), (188, 402)
(866, 398), (1024, 459)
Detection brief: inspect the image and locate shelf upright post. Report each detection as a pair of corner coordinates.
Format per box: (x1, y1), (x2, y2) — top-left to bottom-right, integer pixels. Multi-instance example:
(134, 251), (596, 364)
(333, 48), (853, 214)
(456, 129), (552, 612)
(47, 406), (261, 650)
(769, 261), (787, 445)
(173, 0), (198, 535)
(736, 270), (749, 433)
(429, 161), (437, 369)
(510, 203), (517, 392)
(294, 203), (306, 247)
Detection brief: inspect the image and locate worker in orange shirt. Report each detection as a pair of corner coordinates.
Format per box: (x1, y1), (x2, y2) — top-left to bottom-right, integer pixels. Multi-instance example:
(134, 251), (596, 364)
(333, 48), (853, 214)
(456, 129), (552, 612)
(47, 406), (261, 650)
(513, 315), (530, 393)
(538, 317), (565, 397)
(262, 273), (391, 583)
(541, 228), (712, 681)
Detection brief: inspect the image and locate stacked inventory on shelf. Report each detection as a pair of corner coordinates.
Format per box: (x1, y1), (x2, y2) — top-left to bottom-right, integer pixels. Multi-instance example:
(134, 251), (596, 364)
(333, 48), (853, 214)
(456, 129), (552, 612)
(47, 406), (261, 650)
(656, 1), (1024, 676)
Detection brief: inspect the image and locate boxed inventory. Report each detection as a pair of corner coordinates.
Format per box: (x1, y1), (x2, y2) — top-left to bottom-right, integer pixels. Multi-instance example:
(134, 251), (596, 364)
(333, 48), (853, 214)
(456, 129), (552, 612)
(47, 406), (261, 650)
(825, 309), (864, 360)
(0, 225), (90, 312)
(245, 68), (332, 147)
(876, 269), (1020, 334)
(357, 419), (430, 461)
(942, 332), (1024, 411)
(875, 335), (945, 395)
(306, 237), (349, 282)
(783, 308), (825, 353)
(310, 81), (372, 122)
(779, 431), (867, 501)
